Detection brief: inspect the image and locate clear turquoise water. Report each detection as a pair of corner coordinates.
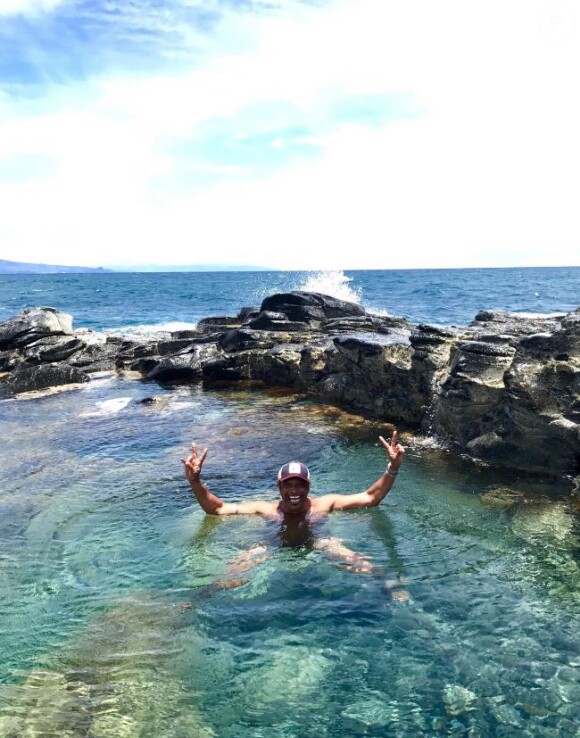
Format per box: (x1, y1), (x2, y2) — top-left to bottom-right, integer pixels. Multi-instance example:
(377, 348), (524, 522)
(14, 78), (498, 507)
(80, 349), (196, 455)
(1, 376), (579, 736)
(1, 269), (580, 735)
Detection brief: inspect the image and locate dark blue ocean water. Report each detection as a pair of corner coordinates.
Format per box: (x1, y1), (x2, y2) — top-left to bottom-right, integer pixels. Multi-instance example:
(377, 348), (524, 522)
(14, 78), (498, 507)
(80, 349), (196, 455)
(1, 266), (578, 331)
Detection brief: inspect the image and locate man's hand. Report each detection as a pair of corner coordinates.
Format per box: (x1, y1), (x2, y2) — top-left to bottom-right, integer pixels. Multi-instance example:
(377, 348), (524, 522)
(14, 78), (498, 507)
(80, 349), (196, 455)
(181, 443), (208, 484)
(379, 430), (406, 471)
(181, 442), (272, 516)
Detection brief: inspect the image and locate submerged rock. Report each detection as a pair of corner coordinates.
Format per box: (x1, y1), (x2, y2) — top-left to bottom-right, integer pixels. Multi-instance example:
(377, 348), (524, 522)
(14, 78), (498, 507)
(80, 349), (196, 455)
(481, 487), (524, 508)
(341, 697), (399, 729)
(442, 684), (479, 716)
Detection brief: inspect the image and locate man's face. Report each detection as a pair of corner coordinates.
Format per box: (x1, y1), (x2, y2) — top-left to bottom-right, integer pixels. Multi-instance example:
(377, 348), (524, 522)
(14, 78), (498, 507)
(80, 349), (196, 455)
(278, 477), (310, 512)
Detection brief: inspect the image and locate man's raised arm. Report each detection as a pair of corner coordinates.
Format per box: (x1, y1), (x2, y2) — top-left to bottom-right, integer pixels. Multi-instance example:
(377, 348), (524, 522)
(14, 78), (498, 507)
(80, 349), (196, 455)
(181, 444), (271, 516)
(322, 431), (406, 512)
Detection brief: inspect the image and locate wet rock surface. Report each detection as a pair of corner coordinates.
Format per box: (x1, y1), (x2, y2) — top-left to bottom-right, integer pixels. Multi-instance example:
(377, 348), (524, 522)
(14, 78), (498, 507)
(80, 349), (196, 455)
(1, 298), (578, 487)
(0, 361), (90, 397)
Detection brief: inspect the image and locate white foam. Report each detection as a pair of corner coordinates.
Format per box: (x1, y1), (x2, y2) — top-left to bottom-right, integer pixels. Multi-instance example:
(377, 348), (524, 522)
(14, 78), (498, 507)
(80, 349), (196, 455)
(164, 400), (200, 412)
(104, 321), (198, 339)
(296, 270), (362, 305)
(413, 434), (448, 450)
(366, 306), (390, 317)
(509, 311), (565, 319)
(76, 330), (107, 346)
(80, 397), (132, 417)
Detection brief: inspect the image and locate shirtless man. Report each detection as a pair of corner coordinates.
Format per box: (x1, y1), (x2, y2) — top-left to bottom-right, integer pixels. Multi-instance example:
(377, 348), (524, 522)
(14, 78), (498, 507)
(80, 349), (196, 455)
(182, 432), (407, 594)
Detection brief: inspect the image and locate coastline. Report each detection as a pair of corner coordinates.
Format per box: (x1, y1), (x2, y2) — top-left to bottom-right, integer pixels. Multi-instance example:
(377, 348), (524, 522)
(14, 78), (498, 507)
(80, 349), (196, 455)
(2, 292), (579, 492)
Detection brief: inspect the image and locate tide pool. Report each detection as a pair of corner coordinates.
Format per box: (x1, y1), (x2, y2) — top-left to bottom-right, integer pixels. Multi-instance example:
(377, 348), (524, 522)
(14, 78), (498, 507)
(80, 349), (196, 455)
(1, 377), (579, 736)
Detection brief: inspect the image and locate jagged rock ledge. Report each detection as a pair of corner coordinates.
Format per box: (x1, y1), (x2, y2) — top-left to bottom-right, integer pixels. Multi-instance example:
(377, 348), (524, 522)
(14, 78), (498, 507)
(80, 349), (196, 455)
(1, 292), (579, 489)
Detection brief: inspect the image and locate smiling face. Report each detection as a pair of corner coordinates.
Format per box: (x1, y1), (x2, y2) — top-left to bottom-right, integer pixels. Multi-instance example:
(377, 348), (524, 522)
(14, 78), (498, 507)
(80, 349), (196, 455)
(278, 476), (311, 514)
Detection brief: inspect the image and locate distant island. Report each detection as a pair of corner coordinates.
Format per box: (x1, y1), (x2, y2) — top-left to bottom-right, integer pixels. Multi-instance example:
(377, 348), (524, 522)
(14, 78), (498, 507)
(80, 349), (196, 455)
(113, 264), (272, 272)
(0, 259), (271, 274)
(0, 259), (111, 274)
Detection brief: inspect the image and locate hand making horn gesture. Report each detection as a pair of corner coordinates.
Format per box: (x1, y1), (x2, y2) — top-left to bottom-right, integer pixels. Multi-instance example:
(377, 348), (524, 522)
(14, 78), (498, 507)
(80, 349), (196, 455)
(379, 430), (406, 472)
(182, 443), (208, 484)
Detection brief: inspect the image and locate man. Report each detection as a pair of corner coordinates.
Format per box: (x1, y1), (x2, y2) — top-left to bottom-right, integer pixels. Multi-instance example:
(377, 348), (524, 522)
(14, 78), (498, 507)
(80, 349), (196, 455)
(182, 431), (408, 596)
(182, 430), (405, 517)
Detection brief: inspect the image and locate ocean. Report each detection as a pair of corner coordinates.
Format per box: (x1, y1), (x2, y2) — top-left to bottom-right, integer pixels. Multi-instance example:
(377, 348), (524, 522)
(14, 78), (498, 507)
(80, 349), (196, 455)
(1, 267), (579, 736)
(1, 266), (579, 332)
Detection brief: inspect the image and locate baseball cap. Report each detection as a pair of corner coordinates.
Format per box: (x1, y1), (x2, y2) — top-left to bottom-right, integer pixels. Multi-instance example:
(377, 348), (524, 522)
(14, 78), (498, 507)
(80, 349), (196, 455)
(277, 461), (311, 483)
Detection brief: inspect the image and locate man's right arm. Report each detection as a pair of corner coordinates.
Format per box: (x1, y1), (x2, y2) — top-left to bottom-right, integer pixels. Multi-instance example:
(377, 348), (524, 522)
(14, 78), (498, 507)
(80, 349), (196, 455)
(182, 444), (272, 516)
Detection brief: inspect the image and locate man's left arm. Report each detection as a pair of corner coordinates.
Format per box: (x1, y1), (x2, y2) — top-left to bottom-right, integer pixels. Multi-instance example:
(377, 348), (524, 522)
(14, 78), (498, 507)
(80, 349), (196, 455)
(322, 431), (406, 511)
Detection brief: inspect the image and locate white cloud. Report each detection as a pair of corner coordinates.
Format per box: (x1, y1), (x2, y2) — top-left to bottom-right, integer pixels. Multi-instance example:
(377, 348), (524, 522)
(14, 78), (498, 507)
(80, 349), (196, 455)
(1, 0), (579, 268)
(0, 0), (65, 16)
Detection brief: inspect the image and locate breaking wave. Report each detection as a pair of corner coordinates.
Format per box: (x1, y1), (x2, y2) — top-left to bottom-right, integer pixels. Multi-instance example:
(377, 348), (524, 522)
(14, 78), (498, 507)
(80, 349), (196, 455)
(296, 270), (362, 305)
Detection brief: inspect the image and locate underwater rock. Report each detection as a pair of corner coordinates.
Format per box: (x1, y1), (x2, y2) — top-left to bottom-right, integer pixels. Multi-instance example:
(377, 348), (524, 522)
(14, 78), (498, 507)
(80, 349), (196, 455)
(488, 702), (525, 728)
(442, 684), (479, 716)
(0, 593), (218, 738)
(480, 487), (525, 508)
(341, 697), (401, 729)
(510, 502), (576, 545)
(138, 395), (170, 410)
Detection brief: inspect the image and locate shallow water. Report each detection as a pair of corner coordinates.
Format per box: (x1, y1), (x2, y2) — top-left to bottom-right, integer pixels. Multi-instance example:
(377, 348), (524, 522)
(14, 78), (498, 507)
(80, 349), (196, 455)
(1, 379), (579, 737)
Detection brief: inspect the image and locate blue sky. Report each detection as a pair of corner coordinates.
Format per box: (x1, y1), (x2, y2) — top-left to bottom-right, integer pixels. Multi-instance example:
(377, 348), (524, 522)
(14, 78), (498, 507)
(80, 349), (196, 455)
(0, 0), (578, 269)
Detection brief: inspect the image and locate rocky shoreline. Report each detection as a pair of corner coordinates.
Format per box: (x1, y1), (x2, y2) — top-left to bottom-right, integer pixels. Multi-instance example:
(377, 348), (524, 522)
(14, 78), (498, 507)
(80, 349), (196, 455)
(1, 292), (579, 491)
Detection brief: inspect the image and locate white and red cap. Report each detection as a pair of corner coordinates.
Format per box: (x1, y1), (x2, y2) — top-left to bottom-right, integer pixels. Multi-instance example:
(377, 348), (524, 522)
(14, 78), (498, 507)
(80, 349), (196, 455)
(277, 461), (311, 483)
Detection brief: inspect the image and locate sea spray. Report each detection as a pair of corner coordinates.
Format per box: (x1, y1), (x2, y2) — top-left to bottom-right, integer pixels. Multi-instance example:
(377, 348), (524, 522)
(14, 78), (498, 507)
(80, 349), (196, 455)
(104, 320), (199, 339)
(297, 270), (363, 305)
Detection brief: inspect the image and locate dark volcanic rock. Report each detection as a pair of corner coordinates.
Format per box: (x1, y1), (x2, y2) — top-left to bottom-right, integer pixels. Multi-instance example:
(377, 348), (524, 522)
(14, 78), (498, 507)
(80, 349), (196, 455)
(322, 314), (410, 336)
(0, 307), (73, 348)
(431, 340), (517, 446)
(218, 329), (279, 353)
(147, 345), (220, 382)
(67, 341), (118, 372)
(0, 362), (89, 397)
(470, 309), (564, 335)
(22, 335), (85, 364)
(0, 350), (19, 372)
(260, 291), (365, 325)
(248, 311), (309, 331)
(312, 335), (415, 421)
(197, 316), (241, 334)
(238, 306), (259, 322)
(202, 353), (253, 382)
(170, 329), (199, 340)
